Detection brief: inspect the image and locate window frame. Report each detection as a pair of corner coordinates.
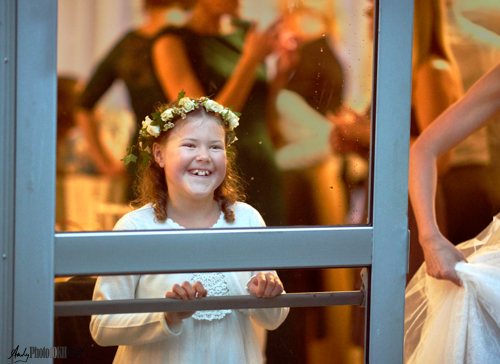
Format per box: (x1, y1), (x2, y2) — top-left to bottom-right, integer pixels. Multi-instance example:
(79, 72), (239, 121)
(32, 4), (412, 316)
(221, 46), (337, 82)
(1, 0), (414, 362)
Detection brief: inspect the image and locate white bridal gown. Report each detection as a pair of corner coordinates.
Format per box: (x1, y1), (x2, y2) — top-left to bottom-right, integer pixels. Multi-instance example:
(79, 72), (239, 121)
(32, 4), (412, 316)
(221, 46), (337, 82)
(404, 212), (500, 363)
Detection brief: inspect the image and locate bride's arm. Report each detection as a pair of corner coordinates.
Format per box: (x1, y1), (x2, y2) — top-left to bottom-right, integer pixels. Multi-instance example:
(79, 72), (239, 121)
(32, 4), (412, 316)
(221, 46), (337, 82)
(409, 62), (500, 285)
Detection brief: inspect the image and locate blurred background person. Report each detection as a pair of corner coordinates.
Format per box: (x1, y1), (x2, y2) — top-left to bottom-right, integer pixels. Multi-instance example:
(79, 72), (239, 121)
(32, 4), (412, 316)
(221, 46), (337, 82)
(326, 1), (463, 360)
(266, 5), (345, 362)
(330, 0), (463, 281)
(271, 3), (347, 228)
(75, 0), (195, 202)
(56, 76), (91, 231)
(266, 1), (372, 362)
(152, 0), (286, 226)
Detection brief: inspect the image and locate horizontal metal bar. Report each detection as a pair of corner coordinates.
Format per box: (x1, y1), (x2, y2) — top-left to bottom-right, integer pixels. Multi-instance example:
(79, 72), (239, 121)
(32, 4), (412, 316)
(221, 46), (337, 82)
(55, 226), (373, 276)
(54, 291), (364, 317)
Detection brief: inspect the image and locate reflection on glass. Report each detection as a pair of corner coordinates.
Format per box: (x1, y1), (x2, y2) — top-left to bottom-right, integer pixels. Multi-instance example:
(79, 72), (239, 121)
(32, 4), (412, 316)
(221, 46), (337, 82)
(56, 0), (374, 232)
(54, 268), (364, 364)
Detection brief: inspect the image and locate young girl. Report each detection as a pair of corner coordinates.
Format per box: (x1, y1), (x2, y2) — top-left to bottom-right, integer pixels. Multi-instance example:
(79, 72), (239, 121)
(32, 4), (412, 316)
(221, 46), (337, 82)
(90, 94), (289, 363)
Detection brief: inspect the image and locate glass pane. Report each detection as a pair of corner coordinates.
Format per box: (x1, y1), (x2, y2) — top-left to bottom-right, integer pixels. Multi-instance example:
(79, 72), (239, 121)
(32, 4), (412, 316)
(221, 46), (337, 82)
(56, 0), (374, 232)
(54, 268), (365, 364)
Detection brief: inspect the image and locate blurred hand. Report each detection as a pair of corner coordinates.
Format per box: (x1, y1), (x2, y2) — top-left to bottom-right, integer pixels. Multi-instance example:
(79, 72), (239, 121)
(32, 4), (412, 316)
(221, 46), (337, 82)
(328, 108), (364, 136)
(98, 160), (128, 177)
(420, 233), (468, 286)
(248, 272), (284, 298)
(164, 281), (207, 325)
(275, 41), (301, 80)
(329, 127), (364, 155)
(243, 20), (282, 63)
(327, 109), (371, 154)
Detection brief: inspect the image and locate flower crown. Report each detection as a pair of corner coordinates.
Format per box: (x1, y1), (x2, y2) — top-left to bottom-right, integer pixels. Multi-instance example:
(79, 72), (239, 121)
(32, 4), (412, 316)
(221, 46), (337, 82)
(123, 91), (240, 166)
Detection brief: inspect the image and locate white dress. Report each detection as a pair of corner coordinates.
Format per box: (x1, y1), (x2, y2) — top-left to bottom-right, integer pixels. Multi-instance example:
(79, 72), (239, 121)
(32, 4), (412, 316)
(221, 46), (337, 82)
(404, 212), (500, 363)
(90, 202), (289, 363)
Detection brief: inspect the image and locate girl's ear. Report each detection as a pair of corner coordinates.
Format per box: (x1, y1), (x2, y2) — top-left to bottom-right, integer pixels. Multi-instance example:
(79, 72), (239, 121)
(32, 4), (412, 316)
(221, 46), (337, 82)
(152, 142), (165, 168)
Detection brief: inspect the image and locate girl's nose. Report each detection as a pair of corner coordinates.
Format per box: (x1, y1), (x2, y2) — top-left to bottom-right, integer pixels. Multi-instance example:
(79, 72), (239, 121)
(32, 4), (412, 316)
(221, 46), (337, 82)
(196, 148), (210, 162)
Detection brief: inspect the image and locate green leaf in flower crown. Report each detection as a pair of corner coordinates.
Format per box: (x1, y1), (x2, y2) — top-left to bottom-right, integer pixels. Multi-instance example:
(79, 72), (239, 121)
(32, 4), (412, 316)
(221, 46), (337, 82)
(227, 106), (241, 117)
(140, 151), (150, 166)
(123, 153), (137, 165)
(177, 89), (186, 101)
(151, 111), (162, 125)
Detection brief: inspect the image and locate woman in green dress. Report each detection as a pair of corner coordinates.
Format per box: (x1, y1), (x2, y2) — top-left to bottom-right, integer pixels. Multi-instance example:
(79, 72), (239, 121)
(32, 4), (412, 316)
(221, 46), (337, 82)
(152, 0), (285, 226)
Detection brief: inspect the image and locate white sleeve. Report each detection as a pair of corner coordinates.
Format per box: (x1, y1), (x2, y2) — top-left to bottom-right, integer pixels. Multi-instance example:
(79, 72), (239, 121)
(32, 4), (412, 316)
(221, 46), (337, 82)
(90, 210), (182, 346)
(250, 207), (266, 227)
(237, 207), (289, 329)
(90, 275), (183, 346)
(113, 214), (138, 231)
(247, 270), (290, 331)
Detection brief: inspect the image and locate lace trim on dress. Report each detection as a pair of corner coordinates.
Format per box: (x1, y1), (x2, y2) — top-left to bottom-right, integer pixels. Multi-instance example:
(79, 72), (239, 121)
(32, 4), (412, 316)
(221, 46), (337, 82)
(166, 211), (225, 229)
(190, 272), (232, 321)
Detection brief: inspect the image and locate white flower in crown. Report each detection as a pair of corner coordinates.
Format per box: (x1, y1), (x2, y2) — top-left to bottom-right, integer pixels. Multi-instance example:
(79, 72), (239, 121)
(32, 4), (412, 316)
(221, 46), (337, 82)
(163, 121), (175, 131)
(203, 99), (224, 114)
(222, 109), (239, 130)
(147, 124), (160, 138)
(142, 115), (153, 129)
(161, 108), (175, 121)
(178, 97), (196, 112)
(124, 92), (240, 166)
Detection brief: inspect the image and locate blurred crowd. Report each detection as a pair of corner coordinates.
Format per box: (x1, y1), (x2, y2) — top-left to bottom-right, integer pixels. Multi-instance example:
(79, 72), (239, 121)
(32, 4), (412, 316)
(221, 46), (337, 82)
(55, 0), (500, 363)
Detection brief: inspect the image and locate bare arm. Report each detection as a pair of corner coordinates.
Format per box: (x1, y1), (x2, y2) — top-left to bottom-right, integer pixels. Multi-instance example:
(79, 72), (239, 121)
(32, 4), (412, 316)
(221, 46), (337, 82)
(409, 62), (500, 285)
(412, 59), (463, 174)
(153, 25), (278, 112)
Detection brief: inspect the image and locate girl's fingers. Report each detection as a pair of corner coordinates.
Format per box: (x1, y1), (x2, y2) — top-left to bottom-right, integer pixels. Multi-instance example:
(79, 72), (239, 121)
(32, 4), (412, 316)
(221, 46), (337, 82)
(171, 283), (188, 300)
(165, 291), (181, 299)
(181, 281), (196, 300)
(169, 281), (207, 300)
(255, 273), (267, 297)
(192, 281), (207, 298)
(249, 274), (260, 296)
(262, 273), (276, 297)
(270, 277), (284, 297)
(250, 273), (284, 298)
(171, 282), (193, 300)
(263, 273), (284, 297)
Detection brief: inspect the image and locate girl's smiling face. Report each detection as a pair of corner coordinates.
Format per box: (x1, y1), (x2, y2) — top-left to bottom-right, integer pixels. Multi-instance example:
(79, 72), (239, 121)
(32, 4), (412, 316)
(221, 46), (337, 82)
(153, 114), (227, 204)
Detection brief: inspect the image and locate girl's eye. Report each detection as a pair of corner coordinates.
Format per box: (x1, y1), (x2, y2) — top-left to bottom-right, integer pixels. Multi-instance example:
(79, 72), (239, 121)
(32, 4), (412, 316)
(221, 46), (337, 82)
(210, 145), (223, 150)
(183, 144), (196, 148)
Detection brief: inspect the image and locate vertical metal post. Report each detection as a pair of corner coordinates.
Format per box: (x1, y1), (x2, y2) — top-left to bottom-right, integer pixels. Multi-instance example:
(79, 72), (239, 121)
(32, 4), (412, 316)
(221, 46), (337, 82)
(13, 0), (57, 361)
(4, 1), (414, 362)
(368, 0), (413, 362)
(1, 0), (16, 361)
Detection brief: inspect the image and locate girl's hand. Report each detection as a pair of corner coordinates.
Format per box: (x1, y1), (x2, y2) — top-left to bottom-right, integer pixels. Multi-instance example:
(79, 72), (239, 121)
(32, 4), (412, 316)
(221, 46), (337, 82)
(420, 233), (468, 286)
(248, 272), (284, 298)
(164, 281), (207, 326)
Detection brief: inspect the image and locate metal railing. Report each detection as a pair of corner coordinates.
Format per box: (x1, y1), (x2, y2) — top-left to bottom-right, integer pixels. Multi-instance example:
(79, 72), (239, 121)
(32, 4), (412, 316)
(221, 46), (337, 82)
(55, 291), (365, 317)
